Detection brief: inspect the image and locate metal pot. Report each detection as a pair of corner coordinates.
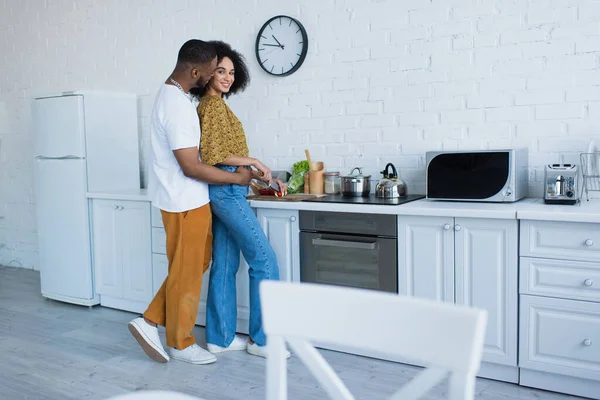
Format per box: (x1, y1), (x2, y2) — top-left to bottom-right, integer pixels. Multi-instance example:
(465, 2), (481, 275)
(341, 167), (371, 197)
(376, 163), (407, 198)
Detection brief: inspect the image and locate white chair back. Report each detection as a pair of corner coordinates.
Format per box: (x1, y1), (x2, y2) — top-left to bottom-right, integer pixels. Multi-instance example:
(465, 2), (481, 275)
(260, 281), (487, 400)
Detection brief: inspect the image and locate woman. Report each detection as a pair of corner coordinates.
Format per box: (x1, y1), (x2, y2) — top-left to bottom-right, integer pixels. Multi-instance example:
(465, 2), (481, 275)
(191, 40), (289, 359)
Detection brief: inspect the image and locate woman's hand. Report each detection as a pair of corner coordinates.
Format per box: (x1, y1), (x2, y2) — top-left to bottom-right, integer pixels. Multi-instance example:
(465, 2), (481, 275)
(253, 160), (272, 184)
(273, 179), (288, 196)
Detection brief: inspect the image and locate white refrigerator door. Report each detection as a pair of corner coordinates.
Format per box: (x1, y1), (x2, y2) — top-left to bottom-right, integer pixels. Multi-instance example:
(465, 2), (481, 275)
(33, 95), (86, 158)
(35, 158), (93, 301)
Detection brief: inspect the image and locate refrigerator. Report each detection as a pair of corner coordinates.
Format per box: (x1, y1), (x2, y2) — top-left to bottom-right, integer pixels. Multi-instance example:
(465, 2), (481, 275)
(33, 91), (140, 306)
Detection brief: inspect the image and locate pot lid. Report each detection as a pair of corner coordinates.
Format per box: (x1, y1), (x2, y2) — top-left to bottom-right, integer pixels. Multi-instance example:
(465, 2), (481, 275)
(342, 167), (371, 179)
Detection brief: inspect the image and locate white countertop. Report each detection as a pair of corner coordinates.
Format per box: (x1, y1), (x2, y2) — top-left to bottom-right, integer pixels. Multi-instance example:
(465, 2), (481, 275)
(86, 189), (150, 202)
(396, 197), (538, 219)
(250, 195), (600, 222)
(249, 196), (538, 219)
(517, 198), (600, 223)
(85, 189), (600, 223)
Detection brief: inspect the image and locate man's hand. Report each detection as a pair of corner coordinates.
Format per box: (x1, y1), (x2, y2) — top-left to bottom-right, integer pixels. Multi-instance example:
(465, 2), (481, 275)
(235, 166), (253, 186)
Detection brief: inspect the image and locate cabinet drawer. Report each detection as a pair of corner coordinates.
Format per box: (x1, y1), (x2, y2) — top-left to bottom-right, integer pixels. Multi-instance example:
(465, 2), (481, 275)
(152, 227), (166, 254)
(519, 295), (600, 381)
(520, 257), (600, 302)
(151, 206), (163, 228)
(520, 220), (600, 262)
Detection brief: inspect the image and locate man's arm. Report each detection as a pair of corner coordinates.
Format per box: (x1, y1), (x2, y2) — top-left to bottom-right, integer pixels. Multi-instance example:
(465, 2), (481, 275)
(218, 155), (272, 184)
(173, 147), (252, 185)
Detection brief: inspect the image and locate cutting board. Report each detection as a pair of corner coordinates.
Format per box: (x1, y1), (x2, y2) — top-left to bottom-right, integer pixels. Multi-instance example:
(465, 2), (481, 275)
(246, 194), (323, 202)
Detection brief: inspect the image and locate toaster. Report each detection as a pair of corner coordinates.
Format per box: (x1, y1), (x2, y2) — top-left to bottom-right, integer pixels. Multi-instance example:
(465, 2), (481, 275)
(544, 164), (579, 205)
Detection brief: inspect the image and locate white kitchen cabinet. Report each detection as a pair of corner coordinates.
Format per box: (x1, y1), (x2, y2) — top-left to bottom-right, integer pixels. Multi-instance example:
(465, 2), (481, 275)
(518, 219), (600, 399)
(455, 217), (518, 371)
(256, 208), (299, 282)
(398, 215), (518, 382)
(519, 295), (600, 399)
(91, 199), (152, 313)
(398, 216), (454, 302)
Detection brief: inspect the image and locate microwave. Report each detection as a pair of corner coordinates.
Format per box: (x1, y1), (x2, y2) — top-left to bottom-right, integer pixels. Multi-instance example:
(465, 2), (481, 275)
(425, 148), (529, 202)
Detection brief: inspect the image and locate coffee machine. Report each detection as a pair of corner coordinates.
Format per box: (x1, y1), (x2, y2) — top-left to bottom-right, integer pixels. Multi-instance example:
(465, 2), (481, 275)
(544, 164), (579, 205)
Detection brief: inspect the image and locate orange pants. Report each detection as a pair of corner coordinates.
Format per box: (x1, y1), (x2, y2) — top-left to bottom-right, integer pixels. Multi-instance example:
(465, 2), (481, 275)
(143, 204), (212, 350)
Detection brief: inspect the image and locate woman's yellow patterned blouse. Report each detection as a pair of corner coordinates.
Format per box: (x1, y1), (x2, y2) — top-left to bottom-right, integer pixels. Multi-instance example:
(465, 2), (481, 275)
(198, 94), (249, 166)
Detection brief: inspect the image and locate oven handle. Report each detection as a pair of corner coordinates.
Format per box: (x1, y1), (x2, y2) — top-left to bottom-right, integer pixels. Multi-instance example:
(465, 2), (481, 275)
(312, 238), (377, 250)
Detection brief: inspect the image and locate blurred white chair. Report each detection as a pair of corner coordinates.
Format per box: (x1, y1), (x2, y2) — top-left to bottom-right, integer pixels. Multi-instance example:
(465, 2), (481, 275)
(105, 390), (203, 400)
(260, 281), (488, 400)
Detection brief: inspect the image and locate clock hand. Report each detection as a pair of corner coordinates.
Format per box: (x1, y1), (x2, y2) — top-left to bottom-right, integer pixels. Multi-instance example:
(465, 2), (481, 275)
(262, 43), (281, 47)
(271, 35), (285, 49)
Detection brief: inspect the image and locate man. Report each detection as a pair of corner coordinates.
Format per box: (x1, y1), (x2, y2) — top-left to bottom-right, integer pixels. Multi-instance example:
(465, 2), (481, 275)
(128, 39), (252, 365)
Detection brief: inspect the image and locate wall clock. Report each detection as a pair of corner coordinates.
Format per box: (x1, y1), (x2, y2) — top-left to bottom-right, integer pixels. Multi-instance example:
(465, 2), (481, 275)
(255, 15), (308, 77)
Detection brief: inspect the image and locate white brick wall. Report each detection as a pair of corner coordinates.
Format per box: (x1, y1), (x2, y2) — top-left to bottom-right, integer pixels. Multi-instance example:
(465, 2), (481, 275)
(1, 0), (600, 269)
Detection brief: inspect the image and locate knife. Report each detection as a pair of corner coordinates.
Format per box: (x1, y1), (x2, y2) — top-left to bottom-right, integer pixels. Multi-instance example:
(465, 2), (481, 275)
(269, 180), (280, 192)
(256, 170), (281, 193)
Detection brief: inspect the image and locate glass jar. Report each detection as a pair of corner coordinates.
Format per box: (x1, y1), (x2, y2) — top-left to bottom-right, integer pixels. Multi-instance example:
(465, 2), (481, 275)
(324, 171), (341, 194)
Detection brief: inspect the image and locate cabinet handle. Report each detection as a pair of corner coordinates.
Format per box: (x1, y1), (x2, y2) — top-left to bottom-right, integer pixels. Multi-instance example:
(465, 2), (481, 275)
(584, 279), (594, 287)
(114, 205), (119, 210)
(583, 339), (592, 346)
(443, 224), (451, 230)
(290, 216), (296, 222)
(585, 239), (594, 246)
(454, 224), (462, 231)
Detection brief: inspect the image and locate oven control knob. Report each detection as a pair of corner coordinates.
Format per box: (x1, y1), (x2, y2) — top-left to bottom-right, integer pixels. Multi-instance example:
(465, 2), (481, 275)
(566, 190), (574, 198)
(290, 216), (296, 222)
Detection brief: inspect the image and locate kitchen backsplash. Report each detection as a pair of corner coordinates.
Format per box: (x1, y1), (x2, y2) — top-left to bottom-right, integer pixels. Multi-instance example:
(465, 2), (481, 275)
(1, 0), (600, 269)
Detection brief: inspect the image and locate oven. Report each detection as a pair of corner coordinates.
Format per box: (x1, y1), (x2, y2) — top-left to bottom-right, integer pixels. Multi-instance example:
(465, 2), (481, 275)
(299, 211), (397, 293)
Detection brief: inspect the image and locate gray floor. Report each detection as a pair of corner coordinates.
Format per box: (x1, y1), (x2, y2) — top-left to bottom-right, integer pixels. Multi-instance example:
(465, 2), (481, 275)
(0, 266), (585, 400)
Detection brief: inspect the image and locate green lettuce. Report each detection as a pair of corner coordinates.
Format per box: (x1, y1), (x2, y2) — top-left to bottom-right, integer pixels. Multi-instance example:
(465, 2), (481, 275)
(292, 160), (310, 175)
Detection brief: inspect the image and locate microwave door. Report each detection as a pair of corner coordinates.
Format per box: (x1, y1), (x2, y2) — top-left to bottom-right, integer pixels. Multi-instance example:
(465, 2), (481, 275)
(427, 152), (510, 200)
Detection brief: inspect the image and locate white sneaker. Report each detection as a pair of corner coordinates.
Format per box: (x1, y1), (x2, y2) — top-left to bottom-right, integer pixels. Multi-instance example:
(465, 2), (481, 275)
(128, 317), (169, 363)
(207, 335), (249, 354)
(169, 344), (217, 365)
(247, 342), (291, 359)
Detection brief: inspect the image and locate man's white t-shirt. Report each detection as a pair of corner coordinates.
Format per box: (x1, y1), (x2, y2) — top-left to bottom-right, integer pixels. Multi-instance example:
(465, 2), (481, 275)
(148, 84), (209, 212)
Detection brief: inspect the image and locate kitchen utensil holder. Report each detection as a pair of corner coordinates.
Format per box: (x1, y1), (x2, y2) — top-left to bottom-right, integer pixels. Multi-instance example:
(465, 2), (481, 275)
(309, 161), (324, 195)
(580, 152), (600, 201)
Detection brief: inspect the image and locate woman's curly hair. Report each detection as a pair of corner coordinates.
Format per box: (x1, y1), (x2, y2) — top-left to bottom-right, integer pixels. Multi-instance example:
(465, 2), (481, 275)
(190, 40), (250, 100)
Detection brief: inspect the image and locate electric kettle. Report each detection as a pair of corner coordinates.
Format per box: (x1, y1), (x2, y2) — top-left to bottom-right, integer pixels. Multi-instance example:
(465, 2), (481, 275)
(376, 163), (407, 198)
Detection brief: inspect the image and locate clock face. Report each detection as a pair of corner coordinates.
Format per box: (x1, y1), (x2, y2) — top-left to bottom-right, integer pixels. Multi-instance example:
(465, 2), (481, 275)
(255, 15), (308, 77)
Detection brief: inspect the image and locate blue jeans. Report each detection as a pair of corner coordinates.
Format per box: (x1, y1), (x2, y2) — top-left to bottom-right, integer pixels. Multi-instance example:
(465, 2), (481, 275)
(206, 165), (280, 347)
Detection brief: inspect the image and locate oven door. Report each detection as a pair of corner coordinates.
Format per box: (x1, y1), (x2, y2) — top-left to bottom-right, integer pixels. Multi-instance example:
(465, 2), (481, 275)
(300, 232), (397, 293)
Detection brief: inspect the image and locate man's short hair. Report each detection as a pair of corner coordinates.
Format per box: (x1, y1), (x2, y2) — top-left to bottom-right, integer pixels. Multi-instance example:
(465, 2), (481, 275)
(177, 39), (217, 65)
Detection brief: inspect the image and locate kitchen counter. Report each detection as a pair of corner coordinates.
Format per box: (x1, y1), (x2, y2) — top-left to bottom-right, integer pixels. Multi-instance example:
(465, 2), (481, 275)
(85, 189), (600, 223)
(396, 197), (537, 219)
(249, 196), (538, 219)
(86, 189), (150, 202)
(517, 197), (600, 223)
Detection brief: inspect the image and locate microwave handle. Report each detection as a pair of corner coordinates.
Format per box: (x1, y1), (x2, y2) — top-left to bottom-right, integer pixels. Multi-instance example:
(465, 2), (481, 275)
(312, 238), (377, 250)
